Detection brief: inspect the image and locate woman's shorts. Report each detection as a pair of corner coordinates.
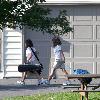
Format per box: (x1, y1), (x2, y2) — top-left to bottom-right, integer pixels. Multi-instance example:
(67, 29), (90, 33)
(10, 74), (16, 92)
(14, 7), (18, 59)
(50, 60), (65, 75)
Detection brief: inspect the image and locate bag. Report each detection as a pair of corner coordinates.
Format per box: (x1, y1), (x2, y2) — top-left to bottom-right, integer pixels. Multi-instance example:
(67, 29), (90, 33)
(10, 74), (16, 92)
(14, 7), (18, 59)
(18, 64), (43, 75)
(73, 69), (92, 84)
(30, 47), (43, 69)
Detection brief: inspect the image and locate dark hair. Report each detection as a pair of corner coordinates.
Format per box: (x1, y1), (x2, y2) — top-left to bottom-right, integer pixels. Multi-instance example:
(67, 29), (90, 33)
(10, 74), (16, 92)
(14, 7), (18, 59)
(52, 37), (62, 47)
(25, 39), (33, 48)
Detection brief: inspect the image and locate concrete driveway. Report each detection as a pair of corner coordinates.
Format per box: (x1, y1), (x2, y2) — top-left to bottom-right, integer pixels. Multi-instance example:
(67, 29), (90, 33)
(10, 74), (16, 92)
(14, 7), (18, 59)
(0, 78), (100, 100)
(0, 78), (71, 99)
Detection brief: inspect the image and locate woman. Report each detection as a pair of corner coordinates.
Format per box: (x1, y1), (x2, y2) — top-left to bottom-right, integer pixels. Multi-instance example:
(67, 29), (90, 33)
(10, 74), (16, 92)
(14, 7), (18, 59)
(45, 36), (71, 85)
(17, 39), (42, 85)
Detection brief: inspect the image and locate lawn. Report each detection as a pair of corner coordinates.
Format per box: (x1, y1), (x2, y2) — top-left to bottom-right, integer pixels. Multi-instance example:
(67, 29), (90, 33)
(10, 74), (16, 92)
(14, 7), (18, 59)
(3, 92), (100, 100)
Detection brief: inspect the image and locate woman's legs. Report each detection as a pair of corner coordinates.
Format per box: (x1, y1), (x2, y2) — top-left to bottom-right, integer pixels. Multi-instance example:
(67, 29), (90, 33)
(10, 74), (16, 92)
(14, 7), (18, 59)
(17, 72), (27, 85)
(21, 72), (27, 82)
(34, 71), (44, 85)
(62, 69), (71, 85)
(48, 61), (58, 81)
(48, 68), (56, 81)
(42, 68), (56, 85)
(62, 69), (69, 80)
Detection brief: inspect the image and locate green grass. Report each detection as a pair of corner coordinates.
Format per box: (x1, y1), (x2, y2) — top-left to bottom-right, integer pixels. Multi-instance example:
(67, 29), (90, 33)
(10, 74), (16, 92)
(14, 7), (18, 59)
(3, 92), (100, 100)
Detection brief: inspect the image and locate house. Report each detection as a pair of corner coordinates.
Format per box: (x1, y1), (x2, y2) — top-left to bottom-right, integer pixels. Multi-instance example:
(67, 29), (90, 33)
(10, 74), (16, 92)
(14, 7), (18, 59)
(0, 0), (100, 79)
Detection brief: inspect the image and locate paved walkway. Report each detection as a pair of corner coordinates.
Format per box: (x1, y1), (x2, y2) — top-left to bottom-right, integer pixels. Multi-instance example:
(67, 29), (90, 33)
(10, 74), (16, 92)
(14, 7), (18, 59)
(0, 78), (100, 100)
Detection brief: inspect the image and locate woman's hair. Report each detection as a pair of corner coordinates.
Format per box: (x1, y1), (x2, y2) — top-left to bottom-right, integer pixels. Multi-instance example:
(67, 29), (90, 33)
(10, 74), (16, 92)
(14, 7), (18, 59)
(52, 36), (62, 47)
(25, 39), (33, 48)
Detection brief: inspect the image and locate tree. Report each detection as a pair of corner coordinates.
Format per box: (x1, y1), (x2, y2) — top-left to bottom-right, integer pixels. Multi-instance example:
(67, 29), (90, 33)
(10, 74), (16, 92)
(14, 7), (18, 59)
(0, 0), (72, 35)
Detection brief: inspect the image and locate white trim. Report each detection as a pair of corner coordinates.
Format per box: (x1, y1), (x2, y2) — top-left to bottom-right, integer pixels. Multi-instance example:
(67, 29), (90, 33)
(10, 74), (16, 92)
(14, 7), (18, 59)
(22, 27), (25, 64)
(3, 28), (23, 78)
(1, 29), (4, 72)
(0, 29), (4, 79)
(40, 0), (100, 5)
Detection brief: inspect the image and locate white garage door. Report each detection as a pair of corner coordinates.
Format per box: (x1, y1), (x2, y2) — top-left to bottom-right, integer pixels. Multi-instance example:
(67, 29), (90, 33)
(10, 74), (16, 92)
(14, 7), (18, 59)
(25, 5), (100, 78)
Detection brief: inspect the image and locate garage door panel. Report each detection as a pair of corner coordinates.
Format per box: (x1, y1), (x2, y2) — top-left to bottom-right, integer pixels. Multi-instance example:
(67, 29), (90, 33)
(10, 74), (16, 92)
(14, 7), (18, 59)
(96, 16), (100, 21)
(74, 44), (93, 58)
(97, 63), (100, 74)
(74, 62), (94, 73)
(62, 42), (71, 58)
(96, 44), (100, 58)
(96, 8), (100, 21)
(73, 7), (93, 21)
(74, 25), (93, 39)
(96, 25), (100, 39)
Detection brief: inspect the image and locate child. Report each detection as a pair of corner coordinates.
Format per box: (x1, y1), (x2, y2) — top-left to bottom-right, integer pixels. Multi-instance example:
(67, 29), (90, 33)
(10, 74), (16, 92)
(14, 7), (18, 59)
(17, 39), (43, 85)
(45, 36), (71, 85)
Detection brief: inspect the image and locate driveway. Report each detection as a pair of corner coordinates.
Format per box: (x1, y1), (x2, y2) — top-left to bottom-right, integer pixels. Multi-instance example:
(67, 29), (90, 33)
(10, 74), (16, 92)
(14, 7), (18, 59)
(0, 78), (100, 100)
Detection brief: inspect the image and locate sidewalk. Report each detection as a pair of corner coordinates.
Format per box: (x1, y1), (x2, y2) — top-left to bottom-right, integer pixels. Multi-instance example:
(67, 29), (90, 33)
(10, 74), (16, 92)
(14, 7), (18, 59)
(0, 78), (100, 100)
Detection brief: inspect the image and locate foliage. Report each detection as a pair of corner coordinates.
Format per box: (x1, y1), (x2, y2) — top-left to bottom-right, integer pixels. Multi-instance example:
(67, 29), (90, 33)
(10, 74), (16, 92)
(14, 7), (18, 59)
(0, 0), (72, 35)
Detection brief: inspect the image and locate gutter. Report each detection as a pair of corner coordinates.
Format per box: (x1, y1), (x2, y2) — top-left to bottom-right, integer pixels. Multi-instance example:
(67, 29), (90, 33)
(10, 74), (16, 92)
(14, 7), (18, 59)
(39, 0), (100, 5)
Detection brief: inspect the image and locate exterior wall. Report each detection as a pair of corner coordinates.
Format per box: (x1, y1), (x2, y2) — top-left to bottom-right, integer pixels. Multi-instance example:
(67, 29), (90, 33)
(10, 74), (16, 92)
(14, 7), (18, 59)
(1, 3), (100, 78)
(2, 28), (23, 77)
(24, 5), (100, 78)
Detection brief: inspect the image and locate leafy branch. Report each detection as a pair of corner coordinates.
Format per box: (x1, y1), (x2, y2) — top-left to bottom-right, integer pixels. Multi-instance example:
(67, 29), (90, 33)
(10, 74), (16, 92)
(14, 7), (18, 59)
(0, 0), (72, 35)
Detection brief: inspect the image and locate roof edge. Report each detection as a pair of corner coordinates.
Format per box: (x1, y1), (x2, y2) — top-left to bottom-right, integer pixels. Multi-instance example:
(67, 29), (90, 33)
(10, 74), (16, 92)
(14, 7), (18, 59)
(39, 1), (100, 5)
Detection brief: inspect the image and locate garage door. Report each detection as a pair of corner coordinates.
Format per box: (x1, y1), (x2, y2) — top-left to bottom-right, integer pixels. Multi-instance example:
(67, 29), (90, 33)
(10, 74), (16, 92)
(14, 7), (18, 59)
(25, 5), (100, 78)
